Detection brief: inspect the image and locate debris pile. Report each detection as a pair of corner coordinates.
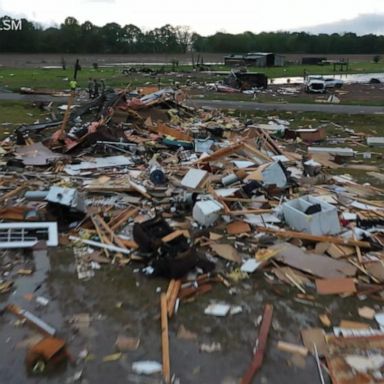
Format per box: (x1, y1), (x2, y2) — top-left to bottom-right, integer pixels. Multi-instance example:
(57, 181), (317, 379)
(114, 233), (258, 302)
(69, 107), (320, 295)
(1, 86), (384, 382)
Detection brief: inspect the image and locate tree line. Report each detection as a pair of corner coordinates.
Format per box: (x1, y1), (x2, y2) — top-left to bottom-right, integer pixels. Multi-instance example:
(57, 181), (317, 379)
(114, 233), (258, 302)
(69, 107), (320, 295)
(0, 16), (384, 54)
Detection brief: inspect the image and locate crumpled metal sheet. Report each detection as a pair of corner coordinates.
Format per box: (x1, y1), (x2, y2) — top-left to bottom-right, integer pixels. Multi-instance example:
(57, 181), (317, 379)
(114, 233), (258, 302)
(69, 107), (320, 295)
(15, 142), (68, 166)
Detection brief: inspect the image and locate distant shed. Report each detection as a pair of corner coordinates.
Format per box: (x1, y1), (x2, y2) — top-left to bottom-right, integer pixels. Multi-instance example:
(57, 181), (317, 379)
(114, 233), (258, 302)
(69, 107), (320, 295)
(224, 52), (285, 67)
(301, 57), (327, 65)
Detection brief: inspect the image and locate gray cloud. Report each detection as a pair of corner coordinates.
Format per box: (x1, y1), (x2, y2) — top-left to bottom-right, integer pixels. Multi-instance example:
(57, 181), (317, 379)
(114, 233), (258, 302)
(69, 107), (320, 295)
(298, 13), (384, 35)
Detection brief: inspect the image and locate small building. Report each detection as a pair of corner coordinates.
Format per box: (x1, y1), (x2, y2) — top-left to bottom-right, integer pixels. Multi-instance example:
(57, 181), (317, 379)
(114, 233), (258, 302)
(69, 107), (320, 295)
(301, 57), (327, 65)
(224, 52), (285, 67)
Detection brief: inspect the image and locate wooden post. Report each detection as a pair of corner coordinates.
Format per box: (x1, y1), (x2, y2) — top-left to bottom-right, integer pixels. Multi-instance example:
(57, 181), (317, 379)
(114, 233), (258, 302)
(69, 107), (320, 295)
(167, 280), (182, 318)
(161, 294), (171, 384)
(255, 226), (371, 248)
(52, 90), (75, 143)
(241, 304), (273, 384)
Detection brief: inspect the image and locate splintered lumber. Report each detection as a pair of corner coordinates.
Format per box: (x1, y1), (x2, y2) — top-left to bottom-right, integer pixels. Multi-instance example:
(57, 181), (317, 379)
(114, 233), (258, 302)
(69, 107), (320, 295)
(241, 304), (273, 384)
(109, 208), (139, 231)
(162, 230), (188, 243)
(178, 284), (213, 300)
(242, 142), (273, 162)
(352, 227), (363, 265)
(157, 123), (192, 142)
(277, 341), (308, 356)
(167, 279), (182, 318)
(229, 209), (272, 216)
(69, 236), (132, 256)
(195, 142), (243, 163)
(160, 294), (171, 384)
(166, 280), (176, 302)
(91, 215), (128, 251)
(315, 278), (356, 295)
(256, 226), (370, 248)
(53, 91), (75, 143)
(0, 184), (26, 204)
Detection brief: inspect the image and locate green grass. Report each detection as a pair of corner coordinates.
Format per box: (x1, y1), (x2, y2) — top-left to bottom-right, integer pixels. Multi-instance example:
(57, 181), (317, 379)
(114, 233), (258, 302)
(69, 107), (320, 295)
(0, 100), (49, 138)
(1, 61), (383, 92)
(0, 68), (134, 91)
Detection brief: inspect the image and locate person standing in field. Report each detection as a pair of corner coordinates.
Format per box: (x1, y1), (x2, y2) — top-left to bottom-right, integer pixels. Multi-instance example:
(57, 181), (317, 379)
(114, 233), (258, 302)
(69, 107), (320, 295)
(88, 78), (94, 99)
(93, 79), (100, 98)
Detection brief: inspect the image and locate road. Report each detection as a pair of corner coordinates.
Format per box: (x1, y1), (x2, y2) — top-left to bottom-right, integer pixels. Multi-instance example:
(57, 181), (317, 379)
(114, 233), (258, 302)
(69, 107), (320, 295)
(1, 92), (384, 114)
(187, 99), (384, 115)
(0, 92), (68, 103)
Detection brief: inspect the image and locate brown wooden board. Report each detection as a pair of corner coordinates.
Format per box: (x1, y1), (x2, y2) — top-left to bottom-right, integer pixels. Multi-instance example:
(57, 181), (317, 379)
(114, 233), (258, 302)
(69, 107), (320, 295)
(316, 278), (356, 295)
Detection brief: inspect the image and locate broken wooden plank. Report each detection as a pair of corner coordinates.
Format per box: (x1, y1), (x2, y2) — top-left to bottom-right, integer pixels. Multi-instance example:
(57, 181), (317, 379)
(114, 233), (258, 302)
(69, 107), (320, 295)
(272, 243), (356, 279)
(195, 142), (244, 163)
(160, 293), (171, 384)
(316, 278), (356, 295)
(109, 208), (139, 231)
(167, 279), (181, 318)
(277, 341), (308, 356)
(162, 230), (189, 243)
(256, 226), (370, 248)
(178, 283), (213, 301)
(157, 123), (192, 142)
(230, 209), (273, 216)
(339, 320), (370, 329)
(0, 184), (26, 204)
(209, 243), (242, 263)
(227, 221), (251, 235)
(91, 214), (129, 251)
(301, 328), (327, 357)
(166, 280), (175, 303)
(241, 304), (273, 384)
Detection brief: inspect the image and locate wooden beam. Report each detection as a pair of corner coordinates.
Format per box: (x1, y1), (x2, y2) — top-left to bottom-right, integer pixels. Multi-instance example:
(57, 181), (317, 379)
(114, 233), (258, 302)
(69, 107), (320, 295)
(241, 304), (273, 384)
(109, 208), (139, 231)
(195, 142), (243, 163)
(277, 341), (308, 356)
(54, 90), (75, 143)
(167, 279), (181, 318)
(166, 279), (175, 301)
(160, 294), (171, 384)
(162, 230), (188, 243)
(256, 226), (371, 248)
(352, 227), (363, 265)
(230, 209), (272, 216)
(178, 284), (213, 300)
(0, 184), (26, 204)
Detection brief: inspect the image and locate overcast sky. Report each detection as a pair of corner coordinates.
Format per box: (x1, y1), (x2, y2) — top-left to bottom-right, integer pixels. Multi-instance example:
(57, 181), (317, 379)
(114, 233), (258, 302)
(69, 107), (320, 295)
(0, 0), (383, 35)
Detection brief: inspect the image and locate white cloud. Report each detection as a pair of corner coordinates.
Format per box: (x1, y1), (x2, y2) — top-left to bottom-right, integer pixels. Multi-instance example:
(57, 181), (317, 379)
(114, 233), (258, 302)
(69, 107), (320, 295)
(0, 0), (383, 35)
(299, 13), (384, 35)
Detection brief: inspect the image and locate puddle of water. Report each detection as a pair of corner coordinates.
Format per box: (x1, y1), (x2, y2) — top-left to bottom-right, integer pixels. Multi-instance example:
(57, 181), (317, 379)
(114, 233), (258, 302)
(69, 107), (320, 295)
(11, 250), (50, 303)
(272, 72), (384, 85)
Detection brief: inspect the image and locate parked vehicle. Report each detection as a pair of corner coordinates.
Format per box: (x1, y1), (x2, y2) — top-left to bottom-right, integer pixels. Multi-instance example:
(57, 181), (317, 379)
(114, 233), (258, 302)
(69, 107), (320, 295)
(305, 78), (326, 94)
(323, 77), (344, 88)
(305, 76), (343, 90)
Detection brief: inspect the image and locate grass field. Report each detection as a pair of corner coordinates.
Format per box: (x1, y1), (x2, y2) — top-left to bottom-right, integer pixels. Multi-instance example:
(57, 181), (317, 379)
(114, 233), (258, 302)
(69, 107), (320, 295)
(0, 61), (383, 92)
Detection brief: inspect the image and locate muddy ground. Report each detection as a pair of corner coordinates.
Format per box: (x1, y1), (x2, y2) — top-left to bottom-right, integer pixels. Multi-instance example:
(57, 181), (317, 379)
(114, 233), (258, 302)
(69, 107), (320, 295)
(0, 53), (379, 68)
(0, 237), (381, 384)
(272, 83), (384, 104)
(191, 83), (384, 106)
